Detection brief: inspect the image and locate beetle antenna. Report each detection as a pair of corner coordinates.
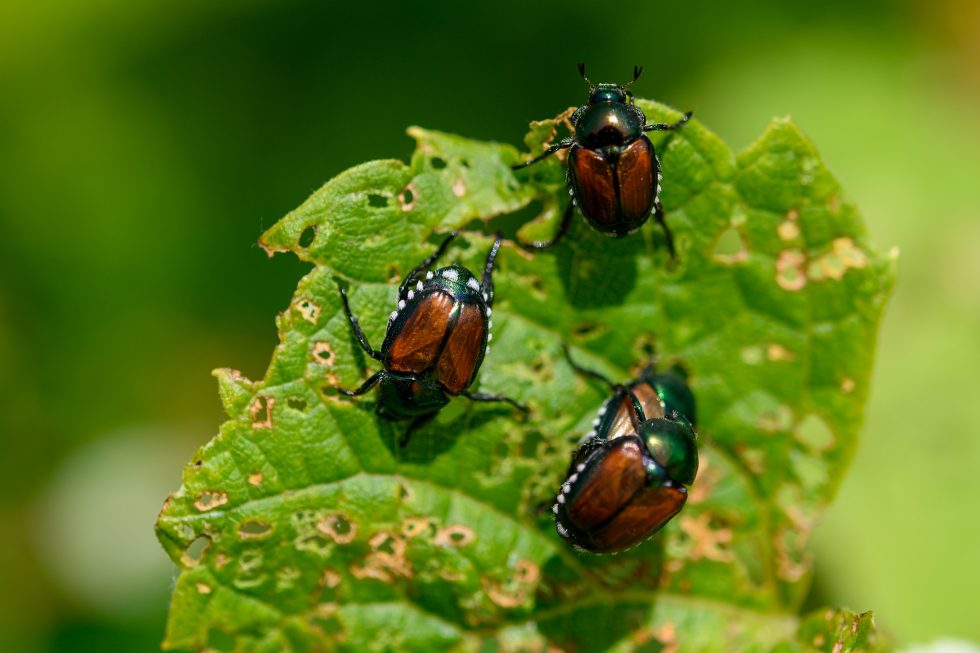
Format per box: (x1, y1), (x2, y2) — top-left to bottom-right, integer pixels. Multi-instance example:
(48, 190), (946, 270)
(577, 62), (594, 90)
(623, 65), (643, 89)
(562, 344), (617, 389)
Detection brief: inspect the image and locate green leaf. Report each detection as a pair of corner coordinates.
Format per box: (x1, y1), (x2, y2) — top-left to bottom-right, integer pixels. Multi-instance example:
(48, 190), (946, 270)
(156, 102), (895, 652)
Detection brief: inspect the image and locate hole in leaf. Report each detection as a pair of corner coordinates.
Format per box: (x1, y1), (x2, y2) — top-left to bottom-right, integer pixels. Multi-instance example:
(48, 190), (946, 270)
(634, 334), (657, 360)
(776, 250), (807, 291)
(712, 226), (747, 264)
(430, 157), (447, 169)
(435, 525), (475, 547)
(460, 158), (471, 168)
(287, 397), (307, 411)
(238, 521), (273, 539)
(249, 396), (274, 429)
(296, 299), (320, 324)
(194, 492), (228, 512)
(795, 414), (836, 451)
(182, 535), (211, 566)
(367, 193), (388, 208)
(371, 533), (398, 555)
(571, 322), (602, 338)
(299, 226), (316, 248)
(317, 514), (356, 544)
(399, 184), (416, 211)
(312, 341), (335, 366)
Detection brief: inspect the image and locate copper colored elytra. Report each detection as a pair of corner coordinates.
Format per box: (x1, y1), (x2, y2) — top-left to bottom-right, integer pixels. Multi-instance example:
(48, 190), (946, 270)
(336, 232), (525, 446)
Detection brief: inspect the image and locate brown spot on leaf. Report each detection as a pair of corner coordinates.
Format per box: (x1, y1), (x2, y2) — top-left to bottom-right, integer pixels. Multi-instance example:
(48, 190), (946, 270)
(514, 560), (540, 584)
(767, 343), (795, 362)
(435, 525), (475, 547)
(778, 220), (800, 241)
(452, 177), (466, 197)
(808, 237), (868, 281)
(321, 568), (341, 589)
(841, 377), (856, 393)
(295, 298), (320, 324)
(312, 341), (336, 366)
(777, 249), (807, 291)
(679, 514), (734, 562)
(317, 514), (356, 544)
(653, 623), (679, 653)
(248, 472), (264, 486)
(350, 532), (413, 582)
(195, 582), (212, 594)
(401, 517), (434, 539)
(688, 456), (720, 505)
(481, 577), (527, 609)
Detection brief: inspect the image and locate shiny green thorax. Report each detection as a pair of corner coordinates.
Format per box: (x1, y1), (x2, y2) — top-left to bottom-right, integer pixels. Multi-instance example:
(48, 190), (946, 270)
(639, 368), (698, 427)
(640, 418), (699, 486)
(573, 101), (645, 150)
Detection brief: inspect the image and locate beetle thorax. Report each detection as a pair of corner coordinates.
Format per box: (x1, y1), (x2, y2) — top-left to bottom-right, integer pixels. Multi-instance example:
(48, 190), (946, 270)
(574, 103), (643, 150)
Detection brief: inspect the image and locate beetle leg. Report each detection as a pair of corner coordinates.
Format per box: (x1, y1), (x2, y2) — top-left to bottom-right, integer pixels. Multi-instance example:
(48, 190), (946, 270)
(516, 201), (574, 252)
(337, 282), (383, 361)
(643, 111), (693, 132)
(461, 390), (528, 414)
(618, 384), (648, 431)
(511, 138), (574, 170)
(653, 197), (677, 259)
(338, 370), (384, 397)
(398, 230), (459, 296)
(399, 412), (437, 447)
(562, 344), (618, 391)
(479, 233), (504, 304)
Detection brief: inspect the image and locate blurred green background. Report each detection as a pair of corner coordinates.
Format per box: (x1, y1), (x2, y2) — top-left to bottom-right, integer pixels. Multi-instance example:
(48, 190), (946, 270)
(1, 0), (977, 650)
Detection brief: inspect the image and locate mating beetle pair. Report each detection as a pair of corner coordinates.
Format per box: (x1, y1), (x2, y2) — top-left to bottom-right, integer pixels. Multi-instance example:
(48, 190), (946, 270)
(552, 349), (699, 553)
(337, 232), (524, 446)
(514, 64), (692, 254)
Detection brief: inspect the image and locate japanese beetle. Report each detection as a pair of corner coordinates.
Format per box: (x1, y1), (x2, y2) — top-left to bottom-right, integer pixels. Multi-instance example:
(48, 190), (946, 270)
(337, 232), (525, 445)
(552, 349), (698, 553)
(513, 64), (692, 254)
